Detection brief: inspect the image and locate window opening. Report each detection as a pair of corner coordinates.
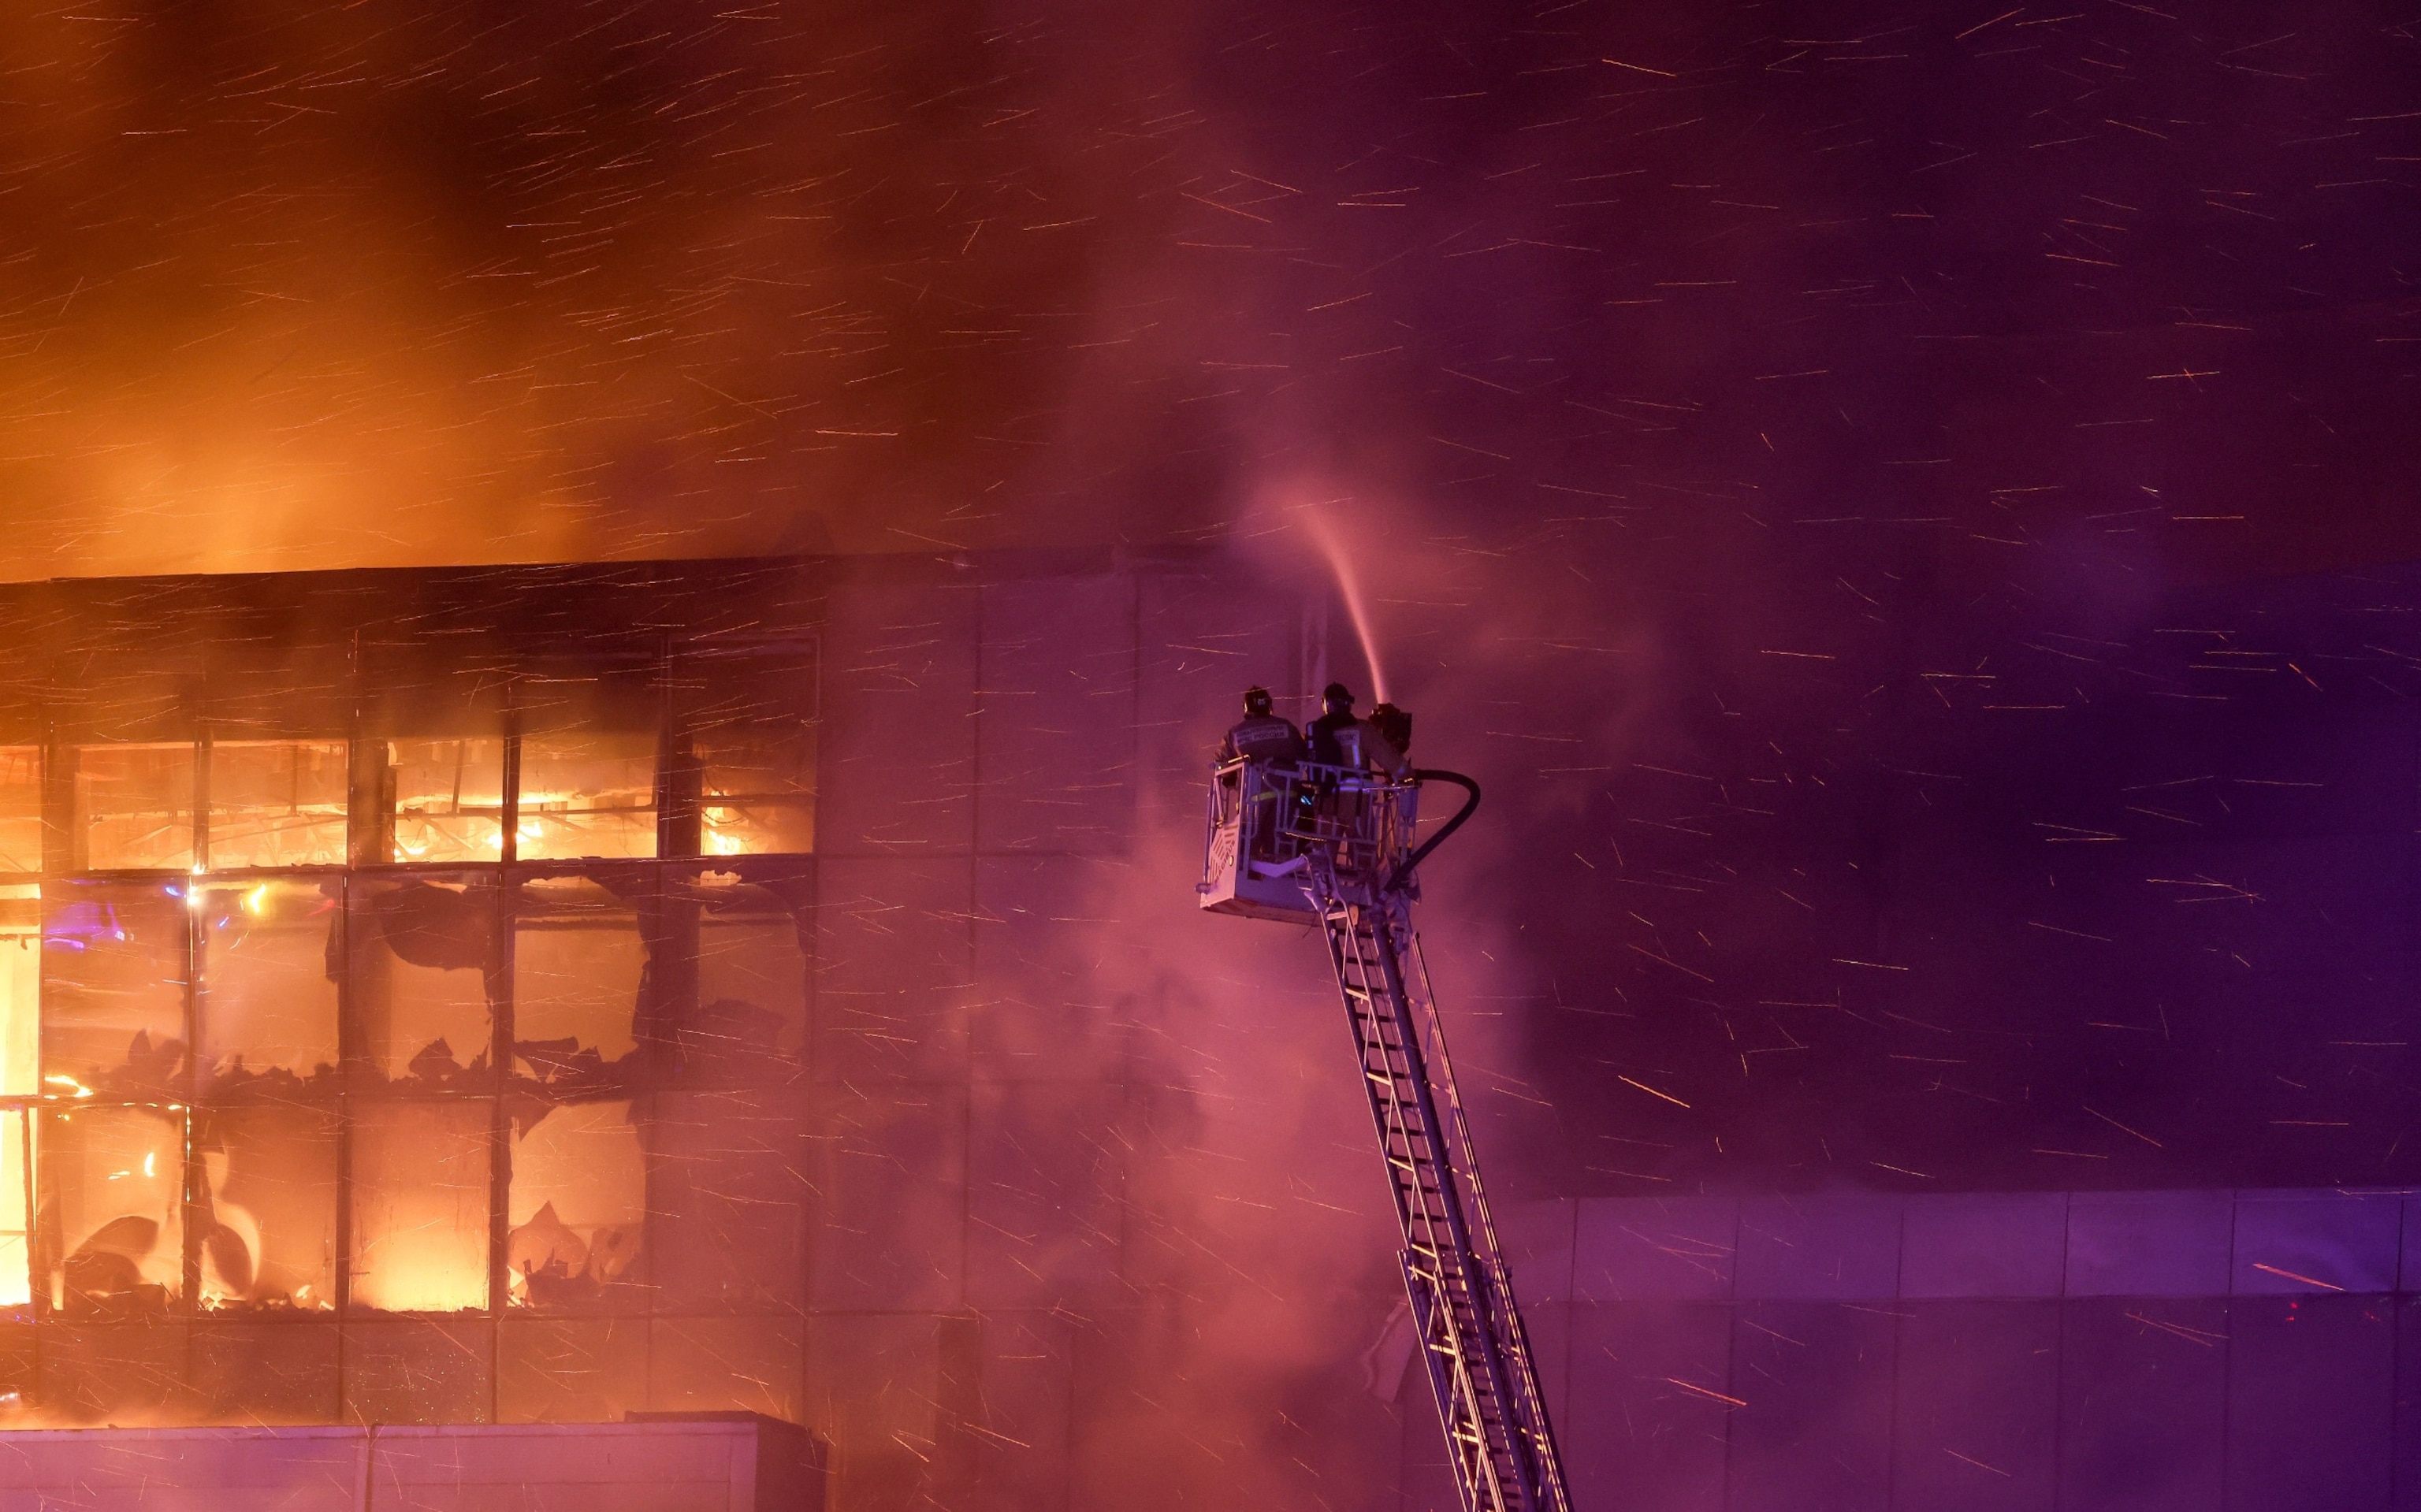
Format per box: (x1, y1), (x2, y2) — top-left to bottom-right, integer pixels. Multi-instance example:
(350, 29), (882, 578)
(0, 884), (37, 1097)
(43, 1104), (184, 1316)
(505, 1098), (645, 1310)
(511, 875), (645, 1090)
(516, 734), (657, 861)
(74, 744), (195, 871)
(207, 740), (348, 869)
(0, 1110), (28, 1310)
(196, 1103), (338, 1313)
(387, 738), (507, 864)
(348, 1100), (490, 1313)
(40, 880), (188, 1101)
(0, 748), (40, 875)
(692, 872), (808, 1072)
(348, 876), (493, 1090)
(696, 717), (816, 857)
(195, 878), (340, 1095)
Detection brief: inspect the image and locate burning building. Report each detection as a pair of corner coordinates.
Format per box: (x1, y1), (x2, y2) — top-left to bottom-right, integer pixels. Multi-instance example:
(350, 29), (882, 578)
(0, 545), (1402, 1510)
(0, 557), (820, 1427)
(6, 3), (2421, 1504)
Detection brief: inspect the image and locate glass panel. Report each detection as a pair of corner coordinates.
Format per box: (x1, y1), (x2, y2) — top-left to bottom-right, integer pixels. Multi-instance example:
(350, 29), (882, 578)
(389, 737), (506, 864)
(517, 733), (656, 860)
(0, 886), (37, 1096)
(694, 875), (807, 1070)
(0, 1112), (28, 1310)
(511, 875), (643, 1087)
(207, 740), (348, 869)
(41, 881), (188, 1100)
(698, 721), (816, 856)
(350, 876), (493, 1090)
(43, 1105), (184, 1315)
(505, 1099), (645, 1310)
(350, 1101), (491, 1313)
(0, 748), (40, 874)
(196, 879), (340, 1094)
(76, 743), (195, 871)
(197, 1104), (338, 1313)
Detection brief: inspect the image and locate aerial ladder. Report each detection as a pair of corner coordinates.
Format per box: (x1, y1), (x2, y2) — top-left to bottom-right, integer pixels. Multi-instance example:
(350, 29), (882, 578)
(1199, 739), (1571, 1512)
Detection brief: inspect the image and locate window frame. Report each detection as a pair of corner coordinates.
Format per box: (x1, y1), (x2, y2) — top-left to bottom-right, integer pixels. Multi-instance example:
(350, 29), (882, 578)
(2, 630), (817, 1375)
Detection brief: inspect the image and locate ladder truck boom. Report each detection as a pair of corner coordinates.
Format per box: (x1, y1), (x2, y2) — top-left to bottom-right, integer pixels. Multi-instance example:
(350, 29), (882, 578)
(1200, 752), (1571, 1512)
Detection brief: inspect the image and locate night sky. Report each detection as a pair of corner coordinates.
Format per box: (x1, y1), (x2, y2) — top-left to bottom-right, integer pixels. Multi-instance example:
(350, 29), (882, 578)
(6, 2), (2421, 1198)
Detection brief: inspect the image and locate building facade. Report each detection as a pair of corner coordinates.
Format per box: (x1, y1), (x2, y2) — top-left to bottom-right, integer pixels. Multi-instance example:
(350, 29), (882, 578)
(0, 559), (824, 1428)
(0, 548), (1374, 1512)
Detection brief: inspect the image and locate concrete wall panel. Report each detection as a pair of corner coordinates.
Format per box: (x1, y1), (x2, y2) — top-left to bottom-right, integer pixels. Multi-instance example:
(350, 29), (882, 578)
(2056, 1298), (2226, 1512)
(1890, 1302), (2059, 1512)
(2065, 1192), (2234, 1298)
(972, 854), (1136, 1083)
(1564, 1301), (1732, 1512)
(2395, 1296), (2421, 1512)
(1575, 1196), (1740, 1303)
(340, 1320), (493, 1428)
(972, 1311), (1075, 1512)
(1725, 1302), (1895, 1512)
(813, 856), (974, 1084)
(1734, 1196), (1902, 1302)
(2226, 1295), (2396, 1512)
(817, 580), (978, 856)
(965, 1080), (1129, 1311)
(495, 1318), (646, 1425)
(1899, 1193), (2067, 1300)
(976, 577), (1137, 856)
(806, 1084), (967, 1312)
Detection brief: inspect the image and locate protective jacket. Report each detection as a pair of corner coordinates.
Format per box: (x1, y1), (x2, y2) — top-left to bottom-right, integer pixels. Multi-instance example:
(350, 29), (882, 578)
(1221, 713), (1305, 763)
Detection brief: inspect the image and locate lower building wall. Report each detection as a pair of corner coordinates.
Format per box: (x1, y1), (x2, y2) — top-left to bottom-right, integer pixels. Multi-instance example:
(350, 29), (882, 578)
(0, 1417), (820, 1512)
(1421, 1187), (2421, 1512)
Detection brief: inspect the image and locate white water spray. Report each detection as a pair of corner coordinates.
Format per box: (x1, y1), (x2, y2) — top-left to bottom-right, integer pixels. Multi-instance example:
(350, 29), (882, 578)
(1304, 509), (1388, 704)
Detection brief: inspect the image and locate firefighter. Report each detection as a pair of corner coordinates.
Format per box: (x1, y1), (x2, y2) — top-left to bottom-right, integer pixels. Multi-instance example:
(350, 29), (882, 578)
(1219, 686), (1303, 865)
(1307, 682), (1363, 767)
(1218, 685), (1305, 764)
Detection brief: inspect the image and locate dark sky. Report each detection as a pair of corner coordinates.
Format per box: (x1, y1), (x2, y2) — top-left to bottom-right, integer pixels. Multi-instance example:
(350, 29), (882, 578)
(6, 1), (2421, 1194)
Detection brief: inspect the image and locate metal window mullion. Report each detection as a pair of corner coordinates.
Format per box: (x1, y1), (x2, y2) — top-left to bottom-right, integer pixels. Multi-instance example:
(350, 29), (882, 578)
(500, 728), (520, 868)
(194, 730), (211, 875)
(488, 697), (519, 1414)
(181, 884), (202, 1320)
(489, 868), (514, 1418)
(333, 872), (355, 1327)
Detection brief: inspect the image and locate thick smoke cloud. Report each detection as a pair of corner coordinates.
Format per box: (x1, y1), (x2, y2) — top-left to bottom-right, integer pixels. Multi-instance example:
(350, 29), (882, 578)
(9, 5), (2414, 579)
